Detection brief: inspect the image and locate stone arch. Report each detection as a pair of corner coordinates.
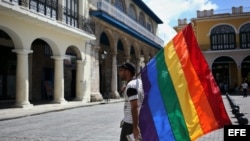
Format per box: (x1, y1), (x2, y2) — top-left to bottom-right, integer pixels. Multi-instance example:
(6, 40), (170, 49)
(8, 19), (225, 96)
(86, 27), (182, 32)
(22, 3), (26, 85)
(0, 25), (23, 49)
(65, 46), (82, 60)
(130, 42), (140, 59)
(212, 56), (236, 66)
(119, 36), (129, 56)
(102, 29), (116, 52)
(212, 56), (237, 92)
(116, 38), (126, 93)
(238, 22), (250, 33)
(37, 37), (61, 56)
(211, 55), (237, 67)
(242, 55), (250, 63)
(30, 38), (55, 102)
(0, 28), (17, 102)
(241, 55), (250, 81)
(208, 23), (238, 36)
(64, 46), (82, 101)
(99, 31), (113, 98)
(128, 42), (140, 72)
(117, 39), (126, 63)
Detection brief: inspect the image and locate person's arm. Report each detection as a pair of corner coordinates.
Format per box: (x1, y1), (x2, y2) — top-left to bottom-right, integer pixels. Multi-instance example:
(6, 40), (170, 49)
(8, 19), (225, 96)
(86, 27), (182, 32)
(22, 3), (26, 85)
(127, 88), (140, 139)
(130, 100), (140, 139)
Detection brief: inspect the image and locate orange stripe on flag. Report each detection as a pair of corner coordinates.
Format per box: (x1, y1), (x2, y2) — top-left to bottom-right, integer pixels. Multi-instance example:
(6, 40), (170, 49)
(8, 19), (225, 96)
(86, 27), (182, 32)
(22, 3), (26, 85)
(173, 31), (219, 135)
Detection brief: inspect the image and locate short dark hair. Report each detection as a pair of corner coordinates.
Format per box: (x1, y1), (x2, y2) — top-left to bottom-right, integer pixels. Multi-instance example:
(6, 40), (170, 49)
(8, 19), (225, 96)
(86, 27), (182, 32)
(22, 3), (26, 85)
(118, 62), (136, 76)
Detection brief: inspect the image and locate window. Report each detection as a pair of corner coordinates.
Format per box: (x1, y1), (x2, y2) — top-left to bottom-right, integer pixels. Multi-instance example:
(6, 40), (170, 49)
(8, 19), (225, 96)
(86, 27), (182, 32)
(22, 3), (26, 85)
(114, 0), (125, 12)
(63, 0), (79, 27)
(147, 21), (153, 33)
(139, 12), (146, 27)
(128, 4), (136, 21)
(29, 0), (58, 19)
(210, 25), (236, 50)
(240, 23), (250, 49)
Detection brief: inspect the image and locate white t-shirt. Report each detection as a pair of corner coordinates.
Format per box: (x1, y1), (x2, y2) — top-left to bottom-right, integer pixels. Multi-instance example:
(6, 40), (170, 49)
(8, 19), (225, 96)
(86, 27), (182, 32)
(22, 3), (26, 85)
(241, 82), (248, 89)
(123, 79), (144, 124)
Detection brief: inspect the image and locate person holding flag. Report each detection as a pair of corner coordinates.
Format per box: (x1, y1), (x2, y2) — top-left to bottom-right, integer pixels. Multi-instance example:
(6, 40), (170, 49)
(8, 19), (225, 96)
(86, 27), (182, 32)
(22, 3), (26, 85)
(118, 62), (144, 141)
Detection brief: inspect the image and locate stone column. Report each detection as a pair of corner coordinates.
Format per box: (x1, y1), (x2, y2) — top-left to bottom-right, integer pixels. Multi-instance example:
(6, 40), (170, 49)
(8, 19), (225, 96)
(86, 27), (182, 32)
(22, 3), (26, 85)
(83, 43), (92, 102)
(136, 58), (141, 75)
(21, 0), (29, 7)
(144, 56), (149, 65)
(91, 46), (103, 101)
(58, 0), (64, 22)
(78, 0), (84, 29)
(12, 49), (33, 108)
(74, 60), (86, 101)
(110, 52), (120, 99)
(51, 56), (67, 104)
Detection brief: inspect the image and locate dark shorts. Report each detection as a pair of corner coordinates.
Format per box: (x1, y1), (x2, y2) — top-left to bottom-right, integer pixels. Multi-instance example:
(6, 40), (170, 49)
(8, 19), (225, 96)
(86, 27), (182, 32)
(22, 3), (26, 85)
(243, 89), (247, 96)
(120, 122), (133, 141)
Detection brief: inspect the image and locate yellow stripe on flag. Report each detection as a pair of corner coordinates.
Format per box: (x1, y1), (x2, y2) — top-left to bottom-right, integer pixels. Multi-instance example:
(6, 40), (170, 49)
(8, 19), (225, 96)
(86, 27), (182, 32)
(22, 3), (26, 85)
(164, 41), (204, 140)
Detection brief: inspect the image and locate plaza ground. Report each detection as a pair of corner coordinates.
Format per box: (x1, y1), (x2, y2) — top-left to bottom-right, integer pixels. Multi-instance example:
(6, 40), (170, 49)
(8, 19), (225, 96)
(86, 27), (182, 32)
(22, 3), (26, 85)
(0, 93), (249, 141)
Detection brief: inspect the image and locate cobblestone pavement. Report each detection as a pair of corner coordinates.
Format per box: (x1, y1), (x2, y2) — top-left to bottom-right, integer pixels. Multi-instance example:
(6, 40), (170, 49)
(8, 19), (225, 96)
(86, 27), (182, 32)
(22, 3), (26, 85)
(0, 94), (249, 141)
(198, 94), (250, 141)
(0, 103), (123, 141)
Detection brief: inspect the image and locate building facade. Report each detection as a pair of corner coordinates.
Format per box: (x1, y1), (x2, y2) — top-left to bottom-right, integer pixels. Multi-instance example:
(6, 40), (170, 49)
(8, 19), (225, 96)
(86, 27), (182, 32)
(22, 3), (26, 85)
(0, 0), (95, 107)
(0, 0), (163, 108)
(88, 0), (163, 100)
(174, 6), (250, 92)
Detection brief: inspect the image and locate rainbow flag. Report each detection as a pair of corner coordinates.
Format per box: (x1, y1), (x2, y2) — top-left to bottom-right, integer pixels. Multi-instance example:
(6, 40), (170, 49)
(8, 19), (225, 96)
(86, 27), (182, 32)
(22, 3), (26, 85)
(139, 24), (231, 141)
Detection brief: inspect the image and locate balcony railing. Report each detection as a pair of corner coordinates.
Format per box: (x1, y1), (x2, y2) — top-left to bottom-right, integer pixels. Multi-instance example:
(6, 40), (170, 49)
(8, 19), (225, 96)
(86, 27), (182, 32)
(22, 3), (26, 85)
(90, 0), (164, 46)
(197, 6), (250, 18)
(1, 0), (94, 35)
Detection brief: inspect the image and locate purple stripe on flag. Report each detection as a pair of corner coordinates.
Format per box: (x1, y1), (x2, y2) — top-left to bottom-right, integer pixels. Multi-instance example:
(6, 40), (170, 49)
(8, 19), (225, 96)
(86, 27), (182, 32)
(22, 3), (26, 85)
(147, 58), (175, 141)
(139, 61), (159, 141)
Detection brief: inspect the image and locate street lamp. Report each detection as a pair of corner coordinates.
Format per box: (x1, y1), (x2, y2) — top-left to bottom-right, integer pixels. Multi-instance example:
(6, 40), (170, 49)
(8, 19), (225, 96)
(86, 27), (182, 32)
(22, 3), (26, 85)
(101, 50), (107, 60)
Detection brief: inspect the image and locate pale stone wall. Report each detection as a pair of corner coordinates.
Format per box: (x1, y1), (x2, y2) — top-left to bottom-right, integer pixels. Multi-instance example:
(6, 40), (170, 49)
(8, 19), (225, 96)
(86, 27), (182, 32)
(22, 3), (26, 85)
(89, 18), (159, 100)
(0, 0), (95, 107)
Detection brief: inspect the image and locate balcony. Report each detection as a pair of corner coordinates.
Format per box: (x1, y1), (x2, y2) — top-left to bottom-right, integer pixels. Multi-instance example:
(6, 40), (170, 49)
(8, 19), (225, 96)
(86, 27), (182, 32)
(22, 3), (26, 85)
(89, 0), (164, 49)
(0, 0), (94, 35)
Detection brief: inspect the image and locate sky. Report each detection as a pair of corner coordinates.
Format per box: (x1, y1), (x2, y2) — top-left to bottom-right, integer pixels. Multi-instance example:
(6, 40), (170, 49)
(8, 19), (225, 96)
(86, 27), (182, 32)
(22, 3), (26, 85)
(143, 0), (250, 45)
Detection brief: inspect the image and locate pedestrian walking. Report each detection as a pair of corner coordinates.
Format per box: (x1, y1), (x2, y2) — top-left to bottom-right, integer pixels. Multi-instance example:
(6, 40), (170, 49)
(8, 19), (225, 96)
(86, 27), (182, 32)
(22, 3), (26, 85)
(118, 62), (144, 141)
(241, 79), (248, 97)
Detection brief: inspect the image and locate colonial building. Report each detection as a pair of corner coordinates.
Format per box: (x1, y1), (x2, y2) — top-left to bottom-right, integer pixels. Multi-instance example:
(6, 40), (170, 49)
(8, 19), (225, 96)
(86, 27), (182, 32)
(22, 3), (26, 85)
(0, 0), (95, 107)
(174, 6), (250, 92)
(0, 0), (163, 108)
(88, 0), (163, 100)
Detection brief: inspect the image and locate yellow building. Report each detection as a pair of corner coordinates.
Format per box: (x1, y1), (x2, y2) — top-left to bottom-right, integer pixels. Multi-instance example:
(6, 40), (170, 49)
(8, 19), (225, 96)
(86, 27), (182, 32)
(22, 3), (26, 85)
(174, 6), (250, 92)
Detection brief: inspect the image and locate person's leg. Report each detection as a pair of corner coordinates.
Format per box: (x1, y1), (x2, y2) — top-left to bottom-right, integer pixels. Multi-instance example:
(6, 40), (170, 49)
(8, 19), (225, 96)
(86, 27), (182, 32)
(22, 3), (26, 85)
(243, 89), (247, 97)
(120, 122), (133, 141)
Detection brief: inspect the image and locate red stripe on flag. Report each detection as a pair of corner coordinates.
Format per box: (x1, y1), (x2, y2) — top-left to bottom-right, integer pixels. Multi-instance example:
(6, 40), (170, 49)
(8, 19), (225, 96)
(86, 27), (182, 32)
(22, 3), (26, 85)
(182, 24), (232, 127)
